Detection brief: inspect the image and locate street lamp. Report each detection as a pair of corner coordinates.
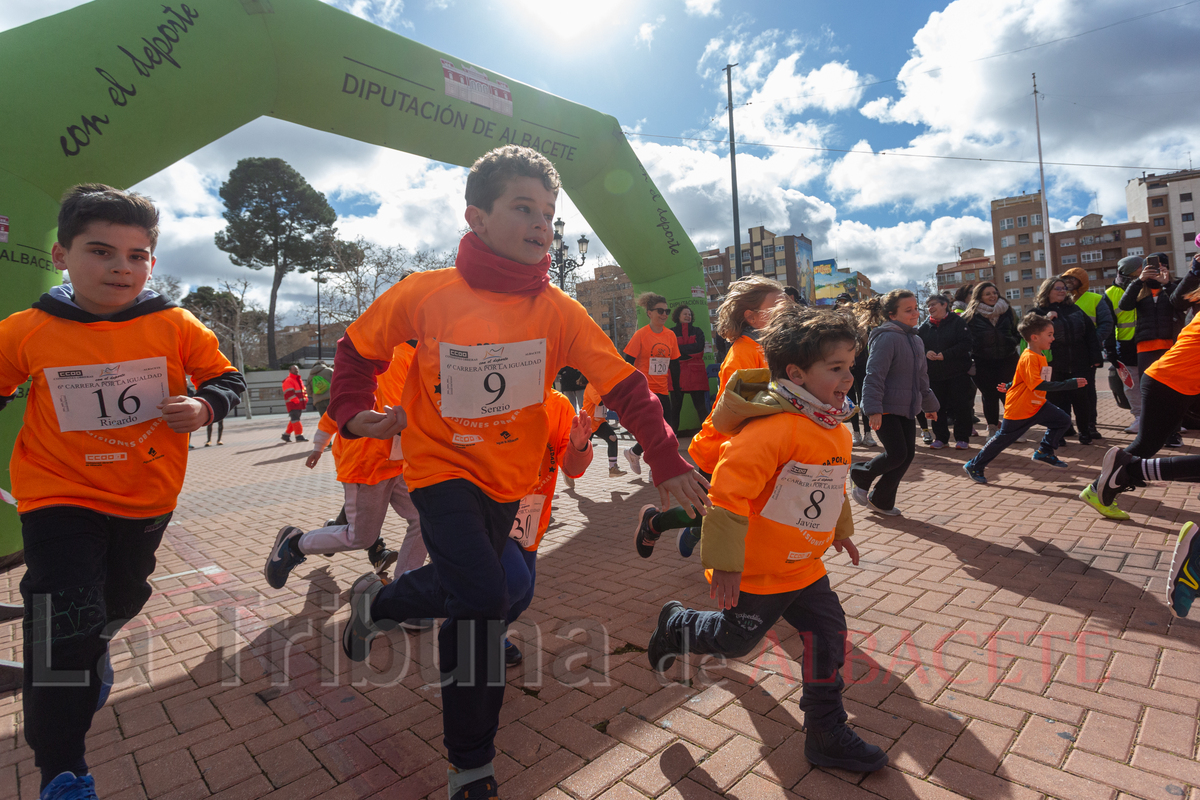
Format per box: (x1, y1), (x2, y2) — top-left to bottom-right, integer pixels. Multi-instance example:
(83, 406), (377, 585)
(551, 217), (588, 290)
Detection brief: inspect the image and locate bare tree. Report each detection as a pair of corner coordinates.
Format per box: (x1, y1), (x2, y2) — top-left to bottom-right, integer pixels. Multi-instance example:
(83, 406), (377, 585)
(146, 273), (184, 302)
(182, 280), (267, 417)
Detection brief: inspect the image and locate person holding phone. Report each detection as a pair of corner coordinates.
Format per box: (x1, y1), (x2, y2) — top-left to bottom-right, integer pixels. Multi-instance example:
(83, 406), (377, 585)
(1118, 252), (1187, 447)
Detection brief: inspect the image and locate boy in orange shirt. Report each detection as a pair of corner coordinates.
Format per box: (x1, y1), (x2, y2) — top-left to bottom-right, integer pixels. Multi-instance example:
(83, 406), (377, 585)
(621, 292), (680, 473)
(646, 306), (885, 772)
(962, 313), (1083, 484)
(0, 185), (245, 798)
(330, 145), (709, 800)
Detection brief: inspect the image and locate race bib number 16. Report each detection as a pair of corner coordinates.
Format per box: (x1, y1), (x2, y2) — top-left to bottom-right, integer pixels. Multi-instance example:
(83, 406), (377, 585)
(760, 461), (848, 533)
(439, 339), (546, 419)
(45, 356), (169, 433)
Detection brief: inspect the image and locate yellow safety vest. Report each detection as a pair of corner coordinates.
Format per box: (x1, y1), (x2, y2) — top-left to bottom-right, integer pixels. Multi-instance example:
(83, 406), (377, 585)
(1074, 291), (1101, 322)
(1106, 285), (1136, 341)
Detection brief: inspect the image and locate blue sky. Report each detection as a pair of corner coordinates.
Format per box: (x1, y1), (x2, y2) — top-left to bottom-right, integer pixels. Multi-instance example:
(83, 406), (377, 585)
(4, 0), (1198, 316)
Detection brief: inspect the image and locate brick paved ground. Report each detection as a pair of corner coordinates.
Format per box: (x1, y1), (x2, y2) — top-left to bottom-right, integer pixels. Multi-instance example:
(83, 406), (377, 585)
(2, 395), (1199, 799)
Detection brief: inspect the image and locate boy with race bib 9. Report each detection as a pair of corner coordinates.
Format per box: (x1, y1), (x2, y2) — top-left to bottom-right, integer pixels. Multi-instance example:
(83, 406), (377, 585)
(646, 306), (887, 773)
(0, 185), (244, 800)
(329, 145), (710, 800)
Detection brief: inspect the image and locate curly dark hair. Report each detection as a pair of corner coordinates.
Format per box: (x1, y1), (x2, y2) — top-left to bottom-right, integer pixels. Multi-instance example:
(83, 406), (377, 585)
(465, 145), (561, 212)
(761, 306), (858, 380)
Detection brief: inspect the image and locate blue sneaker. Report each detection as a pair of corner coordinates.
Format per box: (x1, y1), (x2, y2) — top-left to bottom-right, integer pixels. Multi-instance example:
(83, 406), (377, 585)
(264, 526), (306, 589)
(1168, 521), (1200, 618)
(677, 527), (701, 558)
(40, 772), (98, 800)
(1031, 450), (1068, 468)
(963, 461), (987, 485)
(96, 647), (113, 711)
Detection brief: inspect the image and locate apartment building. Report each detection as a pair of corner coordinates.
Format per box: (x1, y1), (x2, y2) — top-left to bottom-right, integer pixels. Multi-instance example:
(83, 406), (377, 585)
(698, 248), (732, 325)
(1126, 169), (1198, 274)
(990, 193), (1050, 312)
(935, 248), (996, 299)
(573, 262), (636, 344)
(724, 226), (815, 302)
(1050, 214), (1146, 291)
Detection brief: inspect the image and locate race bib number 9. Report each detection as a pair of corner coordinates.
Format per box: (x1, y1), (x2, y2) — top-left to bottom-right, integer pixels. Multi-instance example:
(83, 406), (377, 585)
(439, 339), (546, 419)
(509, 494), (547, 548)
(45, 357), (169, 433)
(760, 461), (848, 533)
(648, 356), (670, 376)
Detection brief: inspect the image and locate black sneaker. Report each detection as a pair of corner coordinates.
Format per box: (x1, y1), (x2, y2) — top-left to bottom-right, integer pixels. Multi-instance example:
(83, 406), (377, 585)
(366, 538), (398, 575)
(450, 775), (498, 800)
(1088, 429), (1103, 440)
(505, 640), (523, 667)
(805, 723), (889, 772)
(1168, 433), (1184, 448)
(295, 435), (308, 443)
(264, 526), (306, 589)
(647, 600), (683, 673)
(634, 505), (660, 558)
(1096, 445), (1136, 507)
(281, 434), (291, 443)
(1079, 433), (1093, 446)
(921, 430), (933, 445)
(1065, 426), (1077, 437)
(342, 573), (387, 662)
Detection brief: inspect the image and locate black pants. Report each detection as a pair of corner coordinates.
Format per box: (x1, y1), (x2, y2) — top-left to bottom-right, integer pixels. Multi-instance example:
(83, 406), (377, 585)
(850, 414), (916, 511)
(972, 355), (1018, 426)
(848, 373), (864, 433)
(968, 401), (1071, 470)
(20, 506), (169, 787)
(1129, 374), (1193, 457)
(632, 393), (671, 456)
(672, 575), (847, 730)
(370, 479), (518, 769)
(1046, 367), (1096, 446)
(929, 375), (974, 443)
(668, 389), (708, 431)
(593, 421), (619, 459)
(206, 419), (223, 443)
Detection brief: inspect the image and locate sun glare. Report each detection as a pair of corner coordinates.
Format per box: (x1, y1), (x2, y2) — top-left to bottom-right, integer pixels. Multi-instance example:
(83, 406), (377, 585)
(506, 0), (636, 41)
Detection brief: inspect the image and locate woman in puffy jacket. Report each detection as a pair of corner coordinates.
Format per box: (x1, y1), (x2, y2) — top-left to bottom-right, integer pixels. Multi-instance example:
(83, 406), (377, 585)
(918, 294), (974, 449)
(1031, 275), (1102, 446)
(1119, 252), (1187, 445)
(963, 281), (1020, 437)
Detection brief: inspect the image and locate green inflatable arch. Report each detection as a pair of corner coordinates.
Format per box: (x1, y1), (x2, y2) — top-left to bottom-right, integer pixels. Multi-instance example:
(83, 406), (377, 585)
(0, 0), (711, 555)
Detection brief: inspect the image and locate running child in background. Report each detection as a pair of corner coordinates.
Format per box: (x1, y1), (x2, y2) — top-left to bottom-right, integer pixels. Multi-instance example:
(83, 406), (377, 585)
(581, 382), (625, 480)
(264, 343), (420, 588)
(646, 306), (885, 773)
(331, 145), (709, 800)
(963, 313), (1082, 484)
(281, 364), (308, 442)
(622, 291), (681, 473)
(0, 185), (245, 799)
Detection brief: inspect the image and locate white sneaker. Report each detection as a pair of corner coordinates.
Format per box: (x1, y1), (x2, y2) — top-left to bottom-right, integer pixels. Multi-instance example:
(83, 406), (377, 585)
(861, 431), (877, 447)
(853, 431), (863, 446)
(624, 447), (642, 475)
(986, 424), (998, 437)
(1123, 420), (1140, 434)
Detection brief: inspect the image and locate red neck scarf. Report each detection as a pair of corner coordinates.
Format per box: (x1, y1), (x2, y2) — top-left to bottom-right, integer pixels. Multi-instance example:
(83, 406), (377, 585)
(454, 232), (551, 296)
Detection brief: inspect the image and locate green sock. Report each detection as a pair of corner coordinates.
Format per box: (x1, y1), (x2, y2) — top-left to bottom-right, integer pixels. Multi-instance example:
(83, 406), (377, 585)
(653, 506), (703, 532)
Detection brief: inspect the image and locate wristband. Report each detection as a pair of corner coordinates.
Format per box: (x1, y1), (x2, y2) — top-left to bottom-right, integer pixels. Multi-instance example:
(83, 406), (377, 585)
(196, 397), (215, 426)
(574, 438), (590, 452)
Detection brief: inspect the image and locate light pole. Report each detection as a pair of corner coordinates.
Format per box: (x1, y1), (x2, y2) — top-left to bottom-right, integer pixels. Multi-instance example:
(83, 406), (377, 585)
(551, 217), (588, 291)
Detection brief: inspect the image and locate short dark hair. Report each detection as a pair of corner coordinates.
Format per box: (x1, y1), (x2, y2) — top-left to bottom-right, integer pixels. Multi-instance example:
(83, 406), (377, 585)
(1018, 312), (1053, 340)
(465, 145), (561, 213)
(761, 306), (858, 380)
(671, 304), (695, 325)
(783, 286), (801, 301)
(58, 183), (159, 250)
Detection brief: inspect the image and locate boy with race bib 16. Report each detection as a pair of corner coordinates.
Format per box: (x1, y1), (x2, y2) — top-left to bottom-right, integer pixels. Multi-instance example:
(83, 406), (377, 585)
(329, 145), (710, 800)
(0, 185), (245, 800)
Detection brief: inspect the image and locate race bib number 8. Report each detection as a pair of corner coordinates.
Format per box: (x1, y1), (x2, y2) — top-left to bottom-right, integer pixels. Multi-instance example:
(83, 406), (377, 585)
(760, 461), (848, 533)
(439, 339), (546, 419)
(509, 494), (546, 548)
(648, 356), (670, 376)
(45, 357), (169, 433)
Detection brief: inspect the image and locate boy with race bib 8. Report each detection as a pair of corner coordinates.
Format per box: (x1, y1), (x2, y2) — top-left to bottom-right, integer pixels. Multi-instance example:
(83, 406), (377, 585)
(646, 306), (888, 773)
(329, 145), (710, 800)
(0, 185), (244, 800)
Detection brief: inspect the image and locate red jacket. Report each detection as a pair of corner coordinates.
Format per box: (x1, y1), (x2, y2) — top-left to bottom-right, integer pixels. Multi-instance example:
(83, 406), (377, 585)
(282, 373), (308, 411)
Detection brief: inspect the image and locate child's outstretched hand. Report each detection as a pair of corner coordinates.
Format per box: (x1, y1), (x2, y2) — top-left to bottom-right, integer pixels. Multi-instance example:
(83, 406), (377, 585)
(347, 405), (406, 439)
(710, 569), (741, 610)
(159, 395), (208, 433)
(569, 408), (592, 450)
(305, 451), (323, 469)
(1075, 377), (1087, 387)
(832, 537), (860, 566)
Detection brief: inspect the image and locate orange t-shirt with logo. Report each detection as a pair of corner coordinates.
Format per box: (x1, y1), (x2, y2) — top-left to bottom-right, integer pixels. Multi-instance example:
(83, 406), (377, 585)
(0, 307), (238, 517)
(509, 391), (581, 552)
(623, 325), (681, 396)
(1146, 312), (1200, 396)
(331, 343), (415, 486)
(688, 334), (767, 474)
(582, 383), (607, 433)
(1003, 348), (1050, 421)
(706, 413), (851, 594)
(343, 269), (633, 502)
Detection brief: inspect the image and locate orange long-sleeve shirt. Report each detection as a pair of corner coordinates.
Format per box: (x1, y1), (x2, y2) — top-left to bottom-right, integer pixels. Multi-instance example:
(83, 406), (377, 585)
(688, 334), (767, 474)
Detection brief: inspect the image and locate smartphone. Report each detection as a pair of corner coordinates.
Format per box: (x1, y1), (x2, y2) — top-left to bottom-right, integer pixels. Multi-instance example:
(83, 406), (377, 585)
(1146, 254), (1162, 268)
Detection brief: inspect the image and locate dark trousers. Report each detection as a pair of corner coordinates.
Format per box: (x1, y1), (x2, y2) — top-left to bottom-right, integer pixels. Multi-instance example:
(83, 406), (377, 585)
(1129, 374), (1193, 457)
(501, 541), (537, 625)
(20, 507), (169, 787)
(967, 402), (1071, 470)
(1046, 367), (1096, 445)
(674, 575), (848, 731)
(929, 375), (974, 443)
(369, 479), (518, 769)
(973, 355), (1018, 426)
(205, 419), (223, 443)
(669, 390), (709, 431)
(848, 374), (864, 433)
(850, 414), (916, 511)
(632, 393), (671, 456)
(593, 421), (619, 459)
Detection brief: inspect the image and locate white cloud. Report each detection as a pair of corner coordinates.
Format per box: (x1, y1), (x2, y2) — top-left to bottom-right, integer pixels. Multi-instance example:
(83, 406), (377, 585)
(636, 15), (666, 50)
(684, 0), (720, 17)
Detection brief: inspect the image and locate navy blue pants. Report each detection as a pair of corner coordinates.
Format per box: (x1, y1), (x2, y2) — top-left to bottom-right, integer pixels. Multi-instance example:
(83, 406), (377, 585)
(672, 575), (848, 731)
(369, 479), (518, 770)
(20, 507), (169, 788)
(967, 401), (1071, 471)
